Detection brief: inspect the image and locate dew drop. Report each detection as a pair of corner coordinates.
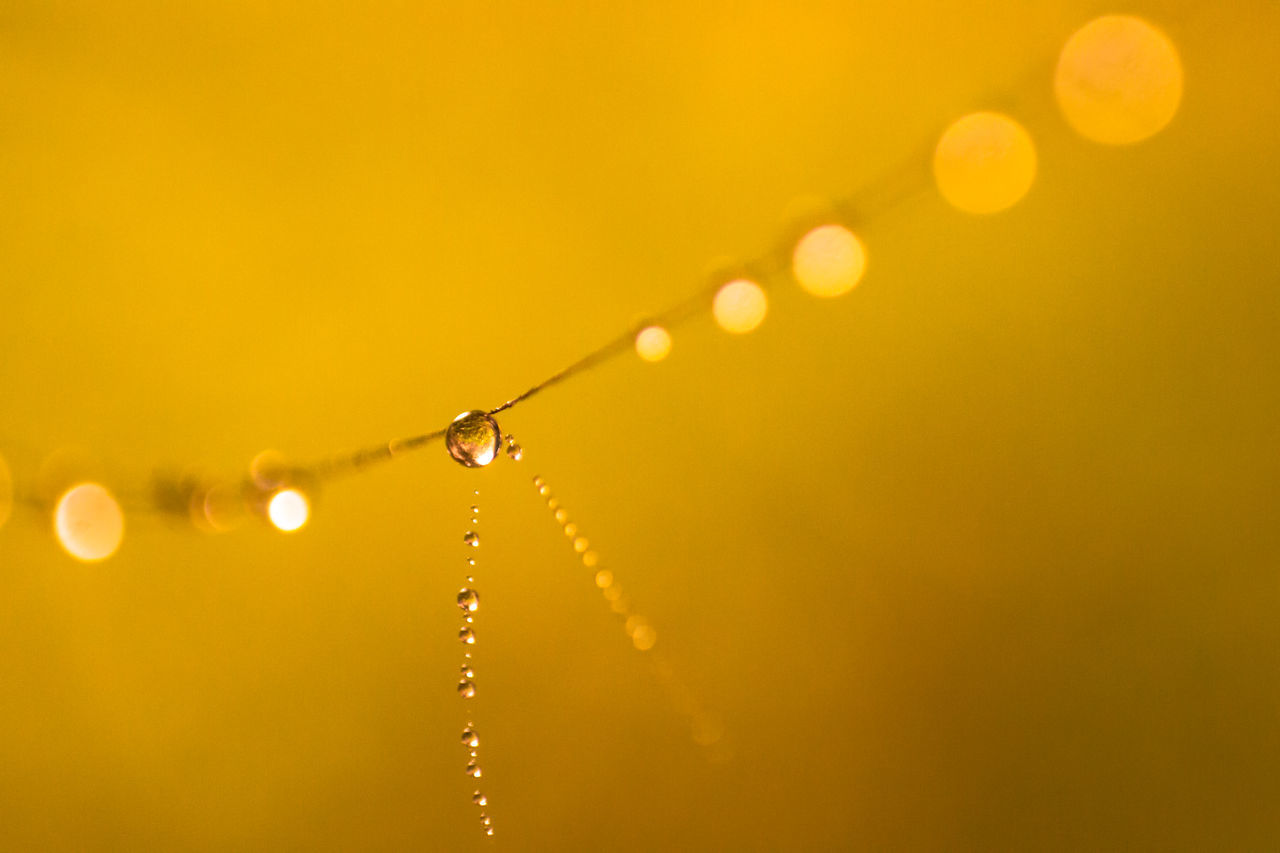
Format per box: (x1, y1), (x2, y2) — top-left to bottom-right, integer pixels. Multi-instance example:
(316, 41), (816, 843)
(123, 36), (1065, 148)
(470, 504), (479, 514)
(482, 816), (492, 827)
(505, 440), (523, 461)
(462, 727), (479, 747)
(461, 664), (474, 678)
(457, 587), (480, 613)
(547, 498), (559, 511)
(446, 411), (502, 468)
(459, 627), (476, 644)
(538, 484), (550, 496)
(473, 791), (487, 806)
(466, 761), (482, 778)
(563, 523), (578, 538)
(485, 827), (494, 836)
(573, 537), (589, 553)
(553, 509), (568, 524)
(464, 531), (480, 547)
(458, 679), (476, 698)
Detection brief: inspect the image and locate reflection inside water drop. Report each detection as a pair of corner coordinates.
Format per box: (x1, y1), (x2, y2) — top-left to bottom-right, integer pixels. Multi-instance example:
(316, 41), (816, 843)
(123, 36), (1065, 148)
(457, 587), (479, 613)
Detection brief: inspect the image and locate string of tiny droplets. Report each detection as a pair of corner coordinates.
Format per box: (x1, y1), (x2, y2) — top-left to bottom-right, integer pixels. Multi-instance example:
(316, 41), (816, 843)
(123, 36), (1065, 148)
(457, 488), (492, 838)
(530, 466), (726, 752)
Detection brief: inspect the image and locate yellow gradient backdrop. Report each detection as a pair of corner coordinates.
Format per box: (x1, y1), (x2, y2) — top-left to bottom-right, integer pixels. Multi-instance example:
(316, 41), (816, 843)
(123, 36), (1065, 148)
(1, 2), (1279, 849)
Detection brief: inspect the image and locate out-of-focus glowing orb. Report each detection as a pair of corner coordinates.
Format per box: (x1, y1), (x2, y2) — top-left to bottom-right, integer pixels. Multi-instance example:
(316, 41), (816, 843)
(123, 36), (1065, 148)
(631, 624), (657, 651)
(267, 488), (309, 532)
(713, 279), (767, 334)
(635, 325), (673, 362)
(792, 224), (867, 298)
(0, 453), (12, 529)
(1055, 15), (1183, 145)
(54, 483), (124, 561)
(933, 112), (1037, 215)
(595, 569), (614, 589)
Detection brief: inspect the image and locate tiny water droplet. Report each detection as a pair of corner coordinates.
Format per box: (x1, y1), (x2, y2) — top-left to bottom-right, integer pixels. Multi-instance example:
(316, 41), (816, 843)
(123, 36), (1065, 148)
(466, 761), (482, 778)
(469, 749), (478, 758)
(467, 558), (475, 566)
(563, 523), (578, 538)
(464, 531), (480, 547)
(472, 791), (487, 806)
(505, 440), (522, 461)
(537, 484), (550, 496)
(553, 509), (568, 524)
(461, 665), (474, 678)
(462, 727), (478, 746)
(446, 411), (501, 468)
(573, 536), (589, 553)
(459, 627), (475, 644)
(457, 588), (480, 613)
(532, 475), (544, 487)
(470, 505), (479, 514)
(547, 498), (559, 511)
(482, 816), (492, 827)
(458, 679), (476, 698)
(464, 615), (473, 624)
(485, 827), (494, 836)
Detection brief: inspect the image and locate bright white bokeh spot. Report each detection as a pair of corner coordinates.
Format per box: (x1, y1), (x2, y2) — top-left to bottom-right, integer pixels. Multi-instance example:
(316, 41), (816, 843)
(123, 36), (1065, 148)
(635, 325), (673, 362)
(933, 111), (1037, 215)
(713, 279), (767, 334)
(1055, 15), (1183, 145)
(54, 482), (124, 561)
(267, 488), (310, 532)
(792, 224), (867, 298)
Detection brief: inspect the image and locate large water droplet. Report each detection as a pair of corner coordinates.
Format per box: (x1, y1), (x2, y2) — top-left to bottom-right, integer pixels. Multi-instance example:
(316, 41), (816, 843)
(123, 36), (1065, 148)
(466, 761), (482, 778)
(458, 679), (476, 698)
(463, 531), (480, 547)
(446, 411), (502, 468)
(459, 626), (476, 644)
(457, 587), (480, 613)
(462, 727), (479, 747)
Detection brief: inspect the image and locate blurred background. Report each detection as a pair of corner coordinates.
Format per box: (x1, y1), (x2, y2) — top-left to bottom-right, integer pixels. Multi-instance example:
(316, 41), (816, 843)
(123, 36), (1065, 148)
(1, 0), (1278, 849)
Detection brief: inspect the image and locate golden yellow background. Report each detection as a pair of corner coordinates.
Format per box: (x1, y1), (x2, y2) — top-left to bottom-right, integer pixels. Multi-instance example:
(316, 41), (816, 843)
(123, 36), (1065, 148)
(2, 1), (1278, 848)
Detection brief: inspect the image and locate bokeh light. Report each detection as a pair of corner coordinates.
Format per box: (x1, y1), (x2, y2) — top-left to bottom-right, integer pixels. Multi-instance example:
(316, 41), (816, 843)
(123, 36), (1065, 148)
(635, 325), (673, 362)
(713, 279), (768, 334)
(267, 488), (310, 532)
(933, 111), (1037, 214)
(631, 624), (657, 651)
(792, 224), (867, 298)
(53, 482), (125, 562)
(1055, 15), (1183, 145)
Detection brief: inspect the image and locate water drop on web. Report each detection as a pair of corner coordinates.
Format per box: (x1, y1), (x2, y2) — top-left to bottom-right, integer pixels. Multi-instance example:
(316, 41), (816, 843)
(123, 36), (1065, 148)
(457, 588), (479, 613)
(465, 761), (482, 778)
(462, 727), (479, 747)
(472, 791), (487, 806)
(463, 531), (479, 547)
(446, 411), (502, 468)
(459, 626), (475, 644)
(458, 680), (476, 699)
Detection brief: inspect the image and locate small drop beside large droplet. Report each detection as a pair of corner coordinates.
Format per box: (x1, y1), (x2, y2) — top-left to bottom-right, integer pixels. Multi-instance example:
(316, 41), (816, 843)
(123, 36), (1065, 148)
(457, 588), (479, 613)
(446, 411), (502, 468)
